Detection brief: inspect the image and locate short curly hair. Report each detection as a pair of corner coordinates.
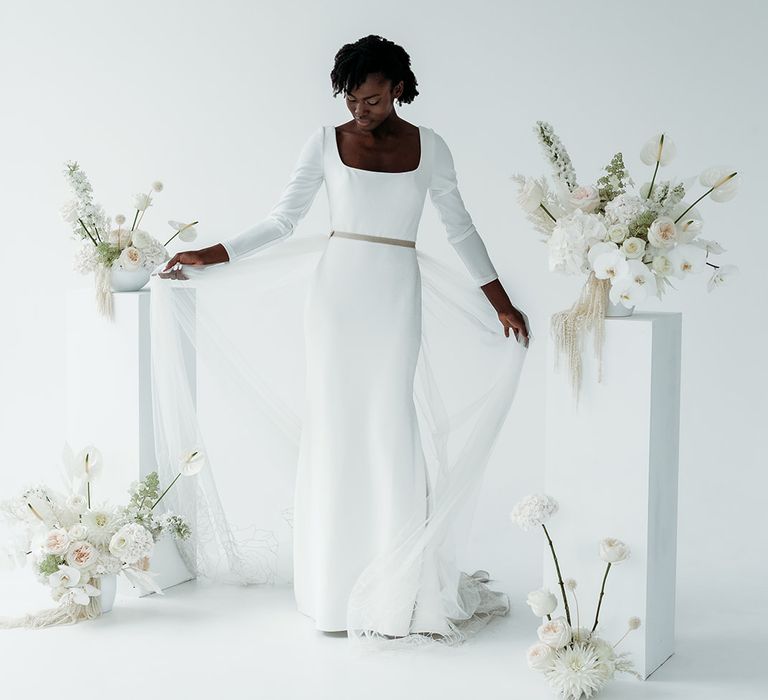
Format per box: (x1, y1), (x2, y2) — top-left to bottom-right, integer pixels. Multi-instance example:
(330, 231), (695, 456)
(330, 35), (419, 106)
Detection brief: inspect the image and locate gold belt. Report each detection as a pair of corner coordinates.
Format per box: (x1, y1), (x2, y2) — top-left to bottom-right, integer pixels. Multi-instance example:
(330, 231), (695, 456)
(329, 230), (416, 248)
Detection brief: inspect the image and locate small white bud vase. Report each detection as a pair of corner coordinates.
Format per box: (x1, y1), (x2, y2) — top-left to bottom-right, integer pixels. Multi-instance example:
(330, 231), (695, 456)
(98, 573), (117, 613)
(110, 266), (151, 292)
(605, 299), (634, 317)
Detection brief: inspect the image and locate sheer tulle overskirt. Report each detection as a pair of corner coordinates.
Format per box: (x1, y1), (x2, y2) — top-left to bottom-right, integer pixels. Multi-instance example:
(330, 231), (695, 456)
(148, 232), (527, 649)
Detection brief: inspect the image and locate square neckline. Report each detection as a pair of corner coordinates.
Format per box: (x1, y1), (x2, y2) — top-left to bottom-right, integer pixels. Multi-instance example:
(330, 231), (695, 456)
(332, 125), (423, 174)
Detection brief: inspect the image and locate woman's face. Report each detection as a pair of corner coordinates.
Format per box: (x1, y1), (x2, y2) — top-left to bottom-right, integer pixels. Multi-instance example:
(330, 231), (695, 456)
(344, 73), (403, 130)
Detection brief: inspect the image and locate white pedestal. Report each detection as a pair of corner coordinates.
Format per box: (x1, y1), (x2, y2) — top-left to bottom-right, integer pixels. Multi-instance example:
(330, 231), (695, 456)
(544, 312), (682, 679)
(65, 288), (195, 596)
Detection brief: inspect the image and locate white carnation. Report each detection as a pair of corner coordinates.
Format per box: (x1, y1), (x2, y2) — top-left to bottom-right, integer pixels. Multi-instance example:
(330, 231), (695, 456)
(510, 493), (559, 530)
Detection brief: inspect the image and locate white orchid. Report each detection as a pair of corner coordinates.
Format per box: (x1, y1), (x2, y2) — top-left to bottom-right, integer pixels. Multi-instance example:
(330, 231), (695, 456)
(624, 259), (657, 298)
(707, 264), (739, 292)
(49, 564), (82, 589)
(609, 277), (644, 308)
(667, 244), (707, 279)
(592, 250), (629, 281)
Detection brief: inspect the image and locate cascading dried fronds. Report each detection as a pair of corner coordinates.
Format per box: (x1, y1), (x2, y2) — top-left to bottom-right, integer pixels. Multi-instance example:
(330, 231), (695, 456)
(550, 274), (610, 404)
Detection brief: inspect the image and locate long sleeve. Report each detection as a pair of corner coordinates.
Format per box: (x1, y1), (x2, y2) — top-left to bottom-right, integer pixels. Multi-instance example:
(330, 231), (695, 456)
(221, 126), (325, 262)
(428, 131), (499, 286)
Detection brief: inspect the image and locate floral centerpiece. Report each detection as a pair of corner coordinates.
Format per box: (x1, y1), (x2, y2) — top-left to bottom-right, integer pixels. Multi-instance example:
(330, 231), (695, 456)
(513, 123), (740, 401)
(511, 494), (641, 699)
(61, 161), (199, 319)
(0, 443), (204, 629)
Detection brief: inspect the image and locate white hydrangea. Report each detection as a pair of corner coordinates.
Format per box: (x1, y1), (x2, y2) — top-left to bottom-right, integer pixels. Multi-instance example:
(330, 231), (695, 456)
(603, 193), (648, 226)
(510, 493), (559, 530)
(109, 522), (154, 564)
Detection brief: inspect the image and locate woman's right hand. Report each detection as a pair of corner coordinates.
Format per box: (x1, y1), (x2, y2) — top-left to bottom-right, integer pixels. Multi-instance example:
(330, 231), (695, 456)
(159, 244), (230, 279)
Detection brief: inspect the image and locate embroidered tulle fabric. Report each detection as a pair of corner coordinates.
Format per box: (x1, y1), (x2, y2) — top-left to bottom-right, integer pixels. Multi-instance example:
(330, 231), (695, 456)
(147, 231), (528, 650)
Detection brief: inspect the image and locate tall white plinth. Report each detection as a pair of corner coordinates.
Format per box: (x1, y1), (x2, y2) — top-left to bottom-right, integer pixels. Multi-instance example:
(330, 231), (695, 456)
(65, 288), (195, 596)
(544, 312), (681, 679)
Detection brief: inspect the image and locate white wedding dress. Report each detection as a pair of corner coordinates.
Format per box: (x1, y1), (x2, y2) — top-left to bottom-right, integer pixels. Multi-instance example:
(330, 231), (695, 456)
(148, 124), (528, 647)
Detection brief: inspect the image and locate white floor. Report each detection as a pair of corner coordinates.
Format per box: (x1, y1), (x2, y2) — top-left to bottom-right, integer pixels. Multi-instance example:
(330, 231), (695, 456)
(1, 570), (765, 700)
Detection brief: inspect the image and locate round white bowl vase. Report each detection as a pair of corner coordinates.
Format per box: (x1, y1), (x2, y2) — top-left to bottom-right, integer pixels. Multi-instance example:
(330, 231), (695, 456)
(110, 266), (150, 292)
(605, 300), (634, 317)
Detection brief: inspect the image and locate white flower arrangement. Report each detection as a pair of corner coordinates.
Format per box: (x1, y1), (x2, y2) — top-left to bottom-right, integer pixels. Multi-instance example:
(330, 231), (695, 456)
(513, 124), (740, 402)
(61, 161), (199, 317)
(511, 493), (641, 699)
(0, 442), (203, 629)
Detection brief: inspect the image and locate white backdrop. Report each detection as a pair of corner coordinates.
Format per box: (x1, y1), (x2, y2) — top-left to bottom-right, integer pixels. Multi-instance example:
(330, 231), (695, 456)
(0, 0), (765, 646)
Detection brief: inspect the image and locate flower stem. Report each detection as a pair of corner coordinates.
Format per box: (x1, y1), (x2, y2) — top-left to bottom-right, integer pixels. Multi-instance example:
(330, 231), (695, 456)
(79, 219), (99, 246)
(539, 204), (557, 222)
(591, 562), (612, 633)
(151, 473), (181, 510)
(646, 160), (661, 200)
(130, 210), (140, 232)
(87, 480), (91, 509)
(542, 524), (571, 626)
(706, 261), (720, 269)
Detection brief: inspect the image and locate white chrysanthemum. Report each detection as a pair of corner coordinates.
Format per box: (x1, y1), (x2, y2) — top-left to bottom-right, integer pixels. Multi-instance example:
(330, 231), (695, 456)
(109, 522), (154, 564)
(510, 493), (559, 530)
(83, 506), (120, 546)
(707, 264), (739, 292)
(545, 642), (610, 700)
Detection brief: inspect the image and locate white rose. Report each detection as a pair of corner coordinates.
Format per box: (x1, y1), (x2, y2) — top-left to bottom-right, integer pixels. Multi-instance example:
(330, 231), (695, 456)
(65, 540), (99, 570)
(517, 178), (544, 214)
(526, 588), (558, 617)
(527, 642), (556, 671)
(537, 616), (572, 649)
(66, 494), (88, 515)
(569, 186), (601, 214)
(651, 254), (673, 276)
(607, 224), (629, 244)
(647, 216), (678, 249)
(118, 245), (145, 271)
(621, 237), (646, 259)
(68, 523), (88, 540)
(599, 537), (630, 563)
(44, 528), (71, 555)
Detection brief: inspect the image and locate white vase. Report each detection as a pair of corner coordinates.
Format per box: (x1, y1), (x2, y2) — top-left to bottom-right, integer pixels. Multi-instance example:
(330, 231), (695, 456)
(110, 266), (150, 292)
(98, 573), (117, 613)
(605, 300), (634, 317)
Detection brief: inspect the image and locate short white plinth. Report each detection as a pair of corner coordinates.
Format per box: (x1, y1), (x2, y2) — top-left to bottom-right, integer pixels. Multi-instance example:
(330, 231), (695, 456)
(544, 312), (682, 679)
(65, 288), (195, 596)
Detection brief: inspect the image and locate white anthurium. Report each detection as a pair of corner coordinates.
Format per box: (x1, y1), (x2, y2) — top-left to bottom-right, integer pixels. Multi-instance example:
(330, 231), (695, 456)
(592, 250), (629, 281)
(168, 220), (199, 243)
(63, 443), (103, 484)
(693, 238), (726, 255)
(707, 264), (739, 292)
(640, 133), (676, 166)
(609, 276), (645, 308)
(699, 166), (740, 202)
(625, 259), (658, 298)
(667, 244), (707, 279)
(621, 237), (646, 259)
(516, 178), (545, 214)
(587, 241), (618, 268)
(677, 217), (703, 243)
(179, 448), (206, 476)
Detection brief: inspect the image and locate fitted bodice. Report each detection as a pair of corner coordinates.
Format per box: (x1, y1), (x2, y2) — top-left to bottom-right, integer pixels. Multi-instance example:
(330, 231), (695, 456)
(323, 125), (431, 243)
(221, 124), (500, 286)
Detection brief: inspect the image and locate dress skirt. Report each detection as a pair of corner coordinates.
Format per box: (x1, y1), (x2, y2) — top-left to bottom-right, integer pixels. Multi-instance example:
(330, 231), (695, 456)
(292, 233), (438, 634)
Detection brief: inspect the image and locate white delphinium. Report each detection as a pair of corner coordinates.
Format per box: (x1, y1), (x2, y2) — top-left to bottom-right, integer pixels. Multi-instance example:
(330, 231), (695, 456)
(535, 121), (578, 191)
(706, 264), (738, 292)
(73, 244), (100, 274)
(109, 522), (154, 564)
(538, 616), (572, 649)
(510, 493), (559, 530)
(667, 244), (707, 279)
(82, 506), (120, 546)
(546, 642), (609, 700)
(60, 199), (81, 227)
(526, 588), (558, 617)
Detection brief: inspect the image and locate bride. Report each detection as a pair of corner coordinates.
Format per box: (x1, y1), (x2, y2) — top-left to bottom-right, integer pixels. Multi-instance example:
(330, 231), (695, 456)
(152, 34), (530, 647)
